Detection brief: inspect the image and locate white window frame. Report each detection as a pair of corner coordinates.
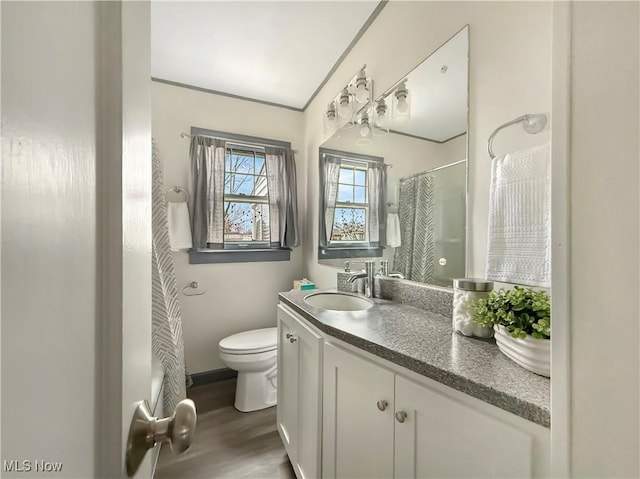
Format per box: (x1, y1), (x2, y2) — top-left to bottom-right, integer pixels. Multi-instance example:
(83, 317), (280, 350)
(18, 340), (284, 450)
(223, 144), (271, 249)
(330, 161), (370, 246)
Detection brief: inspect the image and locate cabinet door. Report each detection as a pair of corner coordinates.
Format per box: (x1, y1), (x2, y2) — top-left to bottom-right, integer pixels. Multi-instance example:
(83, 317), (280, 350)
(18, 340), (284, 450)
(293, 312), (323, 479)
(394, 375), (532, 479)
(277, 306), (299, 461)
(323, 343), (395, 479)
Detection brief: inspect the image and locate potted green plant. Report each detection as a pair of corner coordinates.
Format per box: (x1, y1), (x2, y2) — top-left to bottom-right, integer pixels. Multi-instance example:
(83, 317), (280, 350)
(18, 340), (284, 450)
(473, 286), (551, 377)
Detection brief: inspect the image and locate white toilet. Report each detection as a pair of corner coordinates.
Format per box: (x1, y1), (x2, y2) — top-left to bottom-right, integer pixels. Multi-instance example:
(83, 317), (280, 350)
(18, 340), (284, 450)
(218, 327), (278, 412)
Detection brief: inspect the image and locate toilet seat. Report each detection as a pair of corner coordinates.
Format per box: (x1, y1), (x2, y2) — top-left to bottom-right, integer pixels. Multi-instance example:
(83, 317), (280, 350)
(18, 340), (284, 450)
(219, 327), (277, 355)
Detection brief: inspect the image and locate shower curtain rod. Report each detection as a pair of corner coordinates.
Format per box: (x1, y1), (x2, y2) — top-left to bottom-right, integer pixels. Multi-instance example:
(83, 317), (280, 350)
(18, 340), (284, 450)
(399, 159), (466, 182)
(181, 132), (299, 154)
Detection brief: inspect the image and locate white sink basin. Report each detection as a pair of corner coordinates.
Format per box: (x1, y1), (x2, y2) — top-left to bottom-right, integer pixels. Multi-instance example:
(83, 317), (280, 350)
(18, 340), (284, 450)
(303, 292), (373, 312)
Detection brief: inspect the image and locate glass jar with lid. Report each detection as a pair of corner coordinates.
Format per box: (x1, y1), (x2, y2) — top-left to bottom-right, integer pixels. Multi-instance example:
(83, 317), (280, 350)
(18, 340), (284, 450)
(453, 278), (494, 338)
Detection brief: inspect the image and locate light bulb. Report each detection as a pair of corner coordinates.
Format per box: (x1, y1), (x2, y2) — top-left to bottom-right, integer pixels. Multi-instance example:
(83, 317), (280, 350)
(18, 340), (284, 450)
(360, 122), (371, 137)
(325, 115), (337, 132)
(396, 97), (409, 114)
(337, 89), (352, 119)
(374, 100), (387, 129)
(339, 101), (351, 118)
(324, 102), (338, 133)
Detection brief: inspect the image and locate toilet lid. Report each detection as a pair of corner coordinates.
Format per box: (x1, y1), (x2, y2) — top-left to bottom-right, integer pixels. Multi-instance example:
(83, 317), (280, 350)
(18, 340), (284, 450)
(219, 327), (277, 354)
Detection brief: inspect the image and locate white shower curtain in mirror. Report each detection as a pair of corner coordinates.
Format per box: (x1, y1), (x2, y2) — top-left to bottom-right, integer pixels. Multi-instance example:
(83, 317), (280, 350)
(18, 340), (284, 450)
(393, 174), (436, 283)
(152, 141), (187, 415)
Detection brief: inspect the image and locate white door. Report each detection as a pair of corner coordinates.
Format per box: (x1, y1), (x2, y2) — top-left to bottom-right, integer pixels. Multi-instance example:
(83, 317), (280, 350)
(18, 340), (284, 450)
(2, 2), (156, 478)
(322, 343), (395, 479)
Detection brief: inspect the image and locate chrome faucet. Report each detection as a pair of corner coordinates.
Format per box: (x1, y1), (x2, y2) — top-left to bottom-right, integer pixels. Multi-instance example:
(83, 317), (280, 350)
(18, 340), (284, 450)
(378, 259), (405, 279)
(347, 260), (375, 298)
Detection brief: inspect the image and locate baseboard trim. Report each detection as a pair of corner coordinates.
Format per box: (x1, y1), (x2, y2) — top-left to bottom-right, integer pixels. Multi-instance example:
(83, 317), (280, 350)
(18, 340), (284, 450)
(190, 368), (238, 386)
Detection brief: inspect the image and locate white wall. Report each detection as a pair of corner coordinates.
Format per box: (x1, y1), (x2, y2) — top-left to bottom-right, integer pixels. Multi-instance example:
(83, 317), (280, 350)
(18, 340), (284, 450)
(151, 82), (305, 373)
(569, 2), (639, 476)
(302, 1), (552, 288)
(1, 2), (98, 476)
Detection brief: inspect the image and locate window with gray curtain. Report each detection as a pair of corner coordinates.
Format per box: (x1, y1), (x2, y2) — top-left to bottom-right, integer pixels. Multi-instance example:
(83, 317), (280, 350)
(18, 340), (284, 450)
(190, 134), (299, 255)
(319, 148), (386, 259)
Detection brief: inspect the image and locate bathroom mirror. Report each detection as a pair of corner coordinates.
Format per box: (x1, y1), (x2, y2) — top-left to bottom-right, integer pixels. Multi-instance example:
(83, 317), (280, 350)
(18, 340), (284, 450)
(318, 25), (468, 288)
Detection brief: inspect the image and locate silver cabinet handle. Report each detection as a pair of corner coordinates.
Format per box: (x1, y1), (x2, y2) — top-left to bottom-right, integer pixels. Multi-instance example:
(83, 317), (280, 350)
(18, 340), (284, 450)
(395, 410), (408, 423)
(376, 400), (388, 411)
(289, 335), (297, 343)
(286, 332), (293, 339)
(126, 399), (197, 476)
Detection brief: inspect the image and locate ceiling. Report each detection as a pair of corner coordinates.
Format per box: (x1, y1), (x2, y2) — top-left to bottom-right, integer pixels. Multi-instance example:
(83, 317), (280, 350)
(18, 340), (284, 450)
(151, 1), (382, 110)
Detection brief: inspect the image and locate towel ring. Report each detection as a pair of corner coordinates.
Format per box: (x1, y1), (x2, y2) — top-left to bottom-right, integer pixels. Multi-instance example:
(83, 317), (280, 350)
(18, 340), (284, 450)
(166, 186), (188, 203)
(487, 113), (547, 160)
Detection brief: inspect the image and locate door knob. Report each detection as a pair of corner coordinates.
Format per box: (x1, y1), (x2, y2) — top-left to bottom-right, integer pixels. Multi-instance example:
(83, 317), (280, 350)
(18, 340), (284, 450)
(126, 398), (197, 477)
(376, 400), (388, 411)
(286, 332), (293, 339)
(289, 335), (297, 343)
(395, 410), (408, 423)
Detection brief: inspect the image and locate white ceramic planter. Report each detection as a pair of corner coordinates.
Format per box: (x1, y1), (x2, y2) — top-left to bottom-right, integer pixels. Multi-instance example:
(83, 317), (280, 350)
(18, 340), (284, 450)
(493, 325), (550, 377)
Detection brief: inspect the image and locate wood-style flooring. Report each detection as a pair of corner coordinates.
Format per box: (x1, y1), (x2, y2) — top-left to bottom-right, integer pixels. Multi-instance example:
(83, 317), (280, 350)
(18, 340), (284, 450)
(155, 379), (296, 479)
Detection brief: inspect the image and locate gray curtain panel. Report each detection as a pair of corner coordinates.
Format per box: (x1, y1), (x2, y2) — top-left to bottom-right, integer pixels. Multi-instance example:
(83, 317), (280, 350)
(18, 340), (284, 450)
(319, 153), (341, 246)
(367, 162), (387, 246)
(393, 174), (436, 283)
(151, 140), (188, 415)
(190, 136), (225, 249)
(265, 146), (300, 248)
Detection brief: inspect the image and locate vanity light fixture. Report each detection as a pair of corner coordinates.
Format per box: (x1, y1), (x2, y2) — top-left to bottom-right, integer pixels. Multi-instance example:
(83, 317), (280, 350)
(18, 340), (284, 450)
(392, 80), (411, 122)
(324, 65), (373, 137)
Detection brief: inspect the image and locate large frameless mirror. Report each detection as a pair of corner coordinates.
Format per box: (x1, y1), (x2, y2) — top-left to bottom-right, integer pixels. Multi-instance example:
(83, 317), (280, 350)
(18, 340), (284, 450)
(318, 25), (469, 288)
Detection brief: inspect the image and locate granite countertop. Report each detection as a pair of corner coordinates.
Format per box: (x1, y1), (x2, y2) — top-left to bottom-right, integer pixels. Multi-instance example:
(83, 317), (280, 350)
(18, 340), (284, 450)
(279, 289), (550, 428)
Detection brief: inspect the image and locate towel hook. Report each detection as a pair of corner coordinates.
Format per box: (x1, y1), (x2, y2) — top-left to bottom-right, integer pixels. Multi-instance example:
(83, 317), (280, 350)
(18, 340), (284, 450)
(487, 113), (547, 160)
(182, 281), (205, 297)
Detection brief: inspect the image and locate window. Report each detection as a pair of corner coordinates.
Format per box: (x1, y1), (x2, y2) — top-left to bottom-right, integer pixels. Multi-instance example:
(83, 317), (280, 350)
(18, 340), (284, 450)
(188, 128), (299, 265)
(319, 148), (386, 260)
(223, 146), (270, 247)
(331, 163), (368, 243)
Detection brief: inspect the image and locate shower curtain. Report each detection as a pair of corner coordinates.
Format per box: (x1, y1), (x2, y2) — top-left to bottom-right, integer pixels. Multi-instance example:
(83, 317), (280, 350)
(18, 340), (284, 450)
(393, 174), (436, 283)
(152, 141), (188, 415)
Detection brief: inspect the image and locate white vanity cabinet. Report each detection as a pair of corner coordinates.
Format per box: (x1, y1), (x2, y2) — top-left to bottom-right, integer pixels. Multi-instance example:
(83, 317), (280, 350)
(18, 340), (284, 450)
(277, 304), (323, 479)
(322, 342), (549, 479)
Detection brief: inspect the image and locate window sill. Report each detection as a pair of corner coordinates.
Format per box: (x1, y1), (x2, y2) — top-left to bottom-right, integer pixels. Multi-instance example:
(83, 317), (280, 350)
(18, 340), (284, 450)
(189, 248), (291, 264)
(318, 246), (384, 260)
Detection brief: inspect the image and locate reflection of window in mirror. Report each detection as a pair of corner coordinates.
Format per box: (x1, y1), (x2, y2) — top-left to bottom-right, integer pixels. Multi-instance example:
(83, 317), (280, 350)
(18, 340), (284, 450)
(319, 148), (386, 260)
(334, 164), (368, 242)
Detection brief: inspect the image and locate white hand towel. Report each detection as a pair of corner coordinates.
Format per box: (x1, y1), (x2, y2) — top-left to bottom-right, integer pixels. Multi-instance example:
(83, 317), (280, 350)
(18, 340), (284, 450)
(485, 143), (551, 287)
(386, 212), (402, 248)
(167, 201), (193, 252)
